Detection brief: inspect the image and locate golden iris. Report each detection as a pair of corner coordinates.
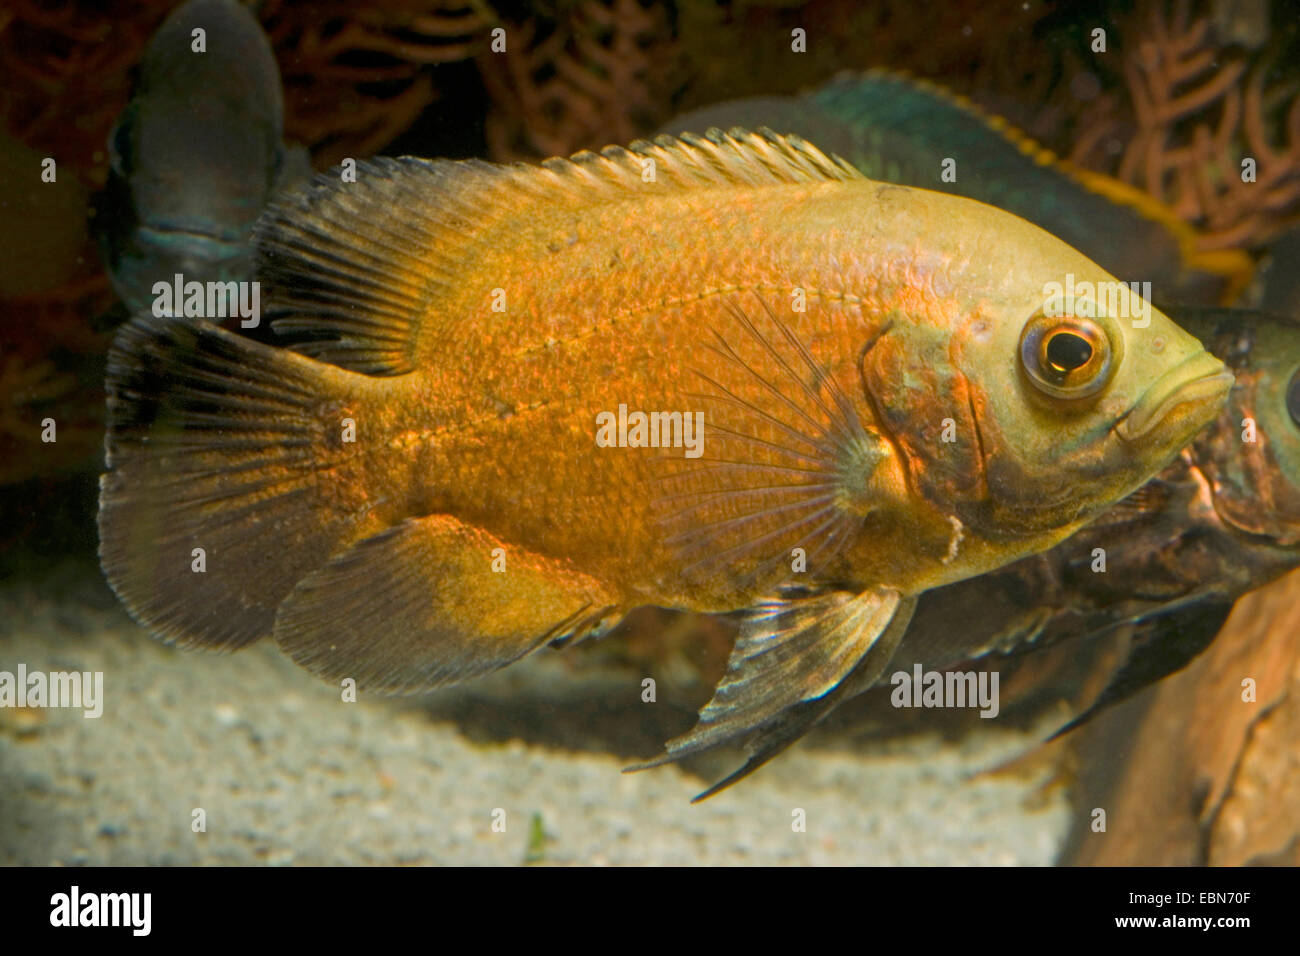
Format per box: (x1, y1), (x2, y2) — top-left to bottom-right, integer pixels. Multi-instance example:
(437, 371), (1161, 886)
(1019, 314), (1114, 400)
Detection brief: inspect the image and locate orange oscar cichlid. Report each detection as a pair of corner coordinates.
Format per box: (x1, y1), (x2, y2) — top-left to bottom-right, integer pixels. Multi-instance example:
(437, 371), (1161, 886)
(99, 129), (1232, 788)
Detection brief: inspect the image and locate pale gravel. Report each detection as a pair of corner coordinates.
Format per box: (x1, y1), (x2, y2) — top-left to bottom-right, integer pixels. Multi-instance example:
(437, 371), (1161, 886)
(0, 562), (1069, 865)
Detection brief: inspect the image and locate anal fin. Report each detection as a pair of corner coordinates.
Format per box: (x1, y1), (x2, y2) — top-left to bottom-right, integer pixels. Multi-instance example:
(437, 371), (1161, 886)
(629, 587), (915, 788)
(273, 514), (621, 694)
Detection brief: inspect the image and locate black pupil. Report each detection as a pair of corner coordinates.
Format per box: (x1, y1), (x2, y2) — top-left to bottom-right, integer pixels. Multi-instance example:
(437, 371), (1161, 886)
(1046, 332), (1093, 372)
(1287, 368), (1300, 427)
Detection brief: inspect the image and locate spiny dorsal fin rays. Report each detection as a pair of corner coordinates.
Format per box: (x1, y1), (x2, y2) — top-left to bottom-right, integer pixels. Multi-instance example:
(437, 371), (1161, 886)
(255, 156), (491, 375)
(255, 130), (863, 376)
(545, 129), (862, 192)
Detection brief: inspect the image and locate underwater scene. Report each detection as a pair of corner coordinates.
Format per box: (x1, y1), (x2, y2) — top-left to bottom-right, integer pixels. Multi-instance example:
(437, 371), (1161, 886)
(2, 0), (1300, 872)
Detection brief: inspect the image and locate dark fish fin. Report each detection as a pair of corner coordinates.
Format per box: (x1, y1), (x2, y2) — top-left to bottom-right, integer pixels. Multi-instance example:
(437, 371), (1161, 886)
(630, 589), (914, 777)
(654, 293), (881, 594)
(257, 131), (860, 375)
(98, 317), (373, 650)
(1048, 597), (1232, 741)
(689, 696), (839, 802)
(256, 156), (491, 375)
(273, 514), (621, 695)
(689, 594), (918, 800)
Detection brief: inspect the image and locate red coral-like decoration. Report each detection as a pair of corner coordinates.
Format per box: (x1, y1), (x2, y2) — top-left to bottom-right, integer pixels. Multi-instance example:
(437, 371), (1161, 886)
(261, 0), (496, 166)
(477, 0), (677, 161)
(0, 0), (169, 188)
(1070, 0), (1300, 253)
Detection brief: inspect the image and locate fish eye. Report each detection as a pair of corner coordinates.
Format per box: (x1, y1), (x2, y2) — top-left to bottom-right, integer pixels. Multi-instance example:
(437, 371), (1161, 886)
(1287, 367), (1300, 429)
(1019, 314), (1114, 400)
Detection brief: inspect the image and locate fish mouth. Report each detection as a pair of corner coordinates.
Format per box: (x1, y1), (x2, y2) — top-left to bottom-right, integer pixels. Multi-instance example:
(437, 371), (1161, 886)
(1115, 351), (1234, 444)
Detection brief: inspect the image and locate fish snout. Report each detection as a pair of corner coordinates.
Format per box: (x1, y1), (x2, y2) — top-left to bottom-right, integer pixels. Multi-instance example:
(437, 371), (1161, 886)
(1115, 351), (1234, 445)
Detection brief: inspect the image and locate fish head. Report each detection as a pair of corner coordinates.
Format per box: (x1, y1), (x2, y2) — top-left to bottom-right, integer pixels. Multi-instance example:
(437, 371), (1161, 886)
(859, 200), (1233, 543)
(96, 0), (298, 314)
(1180, 309), (1300, 545)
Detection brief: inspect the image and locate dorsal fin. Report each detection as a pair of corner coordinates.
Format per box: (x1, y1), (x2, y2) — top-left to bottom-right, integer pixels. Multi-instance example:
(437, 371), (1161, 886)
(255, 129), (861, 375)
(547, 128), (862, 191)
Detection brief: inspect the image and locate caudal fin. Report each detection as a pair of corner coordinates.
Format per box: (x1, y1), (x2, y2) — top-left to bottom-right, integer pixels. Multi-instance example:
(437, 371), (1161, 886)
(98, 317), (376, 650)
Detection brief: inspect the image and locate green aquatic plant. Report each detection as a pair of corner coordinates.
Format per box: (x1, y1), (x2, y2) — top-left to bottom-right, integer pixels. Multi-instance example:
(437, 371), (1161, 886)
(524, 811), (550, 864)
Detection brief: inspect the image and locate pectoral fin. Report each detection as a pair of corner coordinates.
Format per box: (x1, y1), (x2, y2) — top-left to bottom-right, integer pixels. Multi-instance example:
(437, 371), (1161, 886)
(273, 514), (620, 694)
(629, 587), (915, 789)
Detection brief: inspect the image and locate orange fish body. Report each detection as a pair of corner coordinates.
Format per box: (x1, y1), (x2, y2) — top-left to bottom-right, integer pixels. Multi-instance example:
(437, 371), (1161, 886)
(352, 177), (1041, 607)
(100, 130), (1231, 775)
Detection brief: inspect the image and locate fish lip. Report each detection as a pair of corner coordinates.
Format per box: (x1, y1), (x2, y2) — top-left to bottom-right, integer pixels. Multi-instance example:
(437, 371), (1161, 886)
(1115, 352), (1234, 444)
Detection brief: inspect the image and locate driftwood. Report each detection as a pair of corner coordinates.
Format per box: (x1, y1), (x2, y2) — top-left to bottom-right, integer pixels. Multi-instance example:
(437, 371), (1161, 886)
(1065, 570), (1300, 865)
